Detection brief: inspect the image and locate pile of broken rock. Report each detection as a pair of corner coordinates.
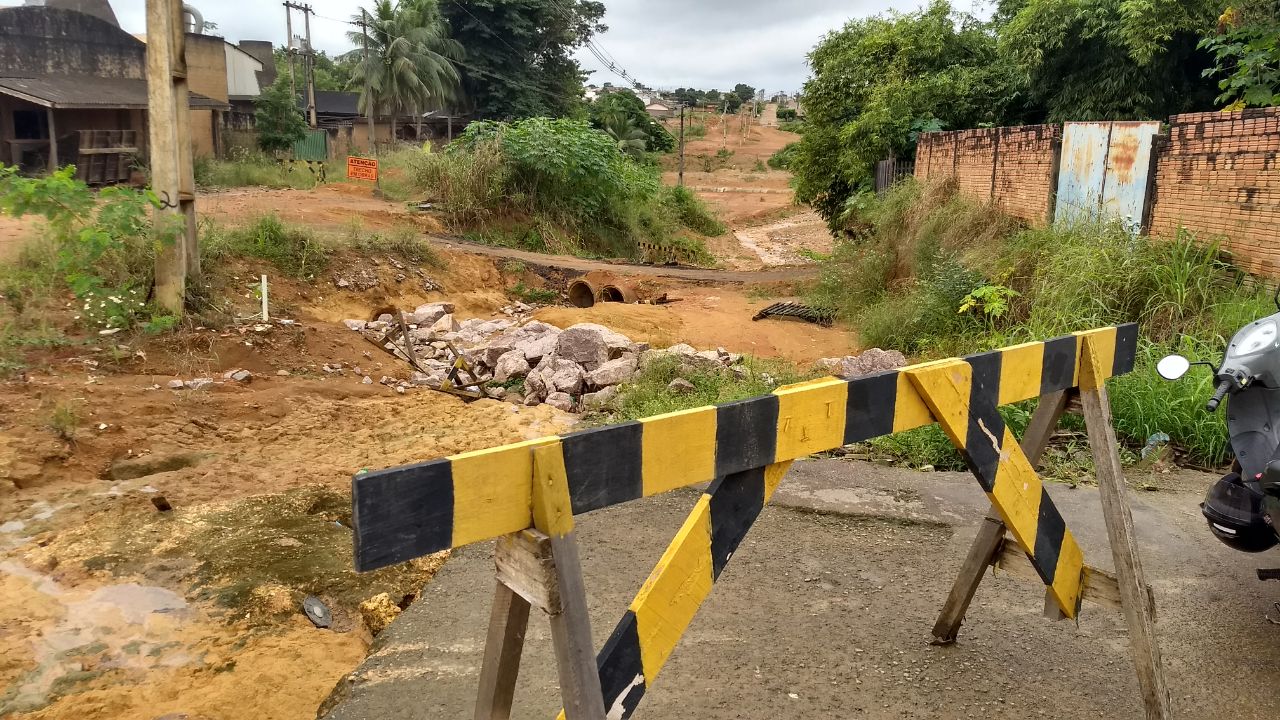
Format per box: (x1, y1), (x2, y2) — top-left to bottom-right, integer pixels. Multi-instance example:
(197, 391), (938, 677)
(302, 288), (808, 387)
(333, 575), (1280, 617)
(343, 303), (746, 413)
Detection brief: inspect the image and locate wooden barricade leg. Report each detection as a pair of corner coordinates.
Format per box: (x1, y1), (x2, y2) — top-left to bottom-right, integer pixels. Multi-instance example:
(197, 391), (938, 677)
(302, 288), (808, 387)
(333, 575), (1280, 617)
(931, 389), (1072, 644)
(475, 580), (531, 720)
(1079, 337), (1172, 720)
(474, 442), (606, 720)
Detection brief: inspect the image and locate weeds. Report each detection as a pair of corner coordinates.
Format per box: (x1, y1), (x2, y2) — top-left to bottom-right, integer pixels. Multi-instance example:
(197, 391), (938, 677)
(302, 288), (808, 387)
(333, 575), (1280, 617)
(202, 214), (329, 278)
(510, 283), (558, 305)
(600, 355), (816, 422)
(195, 150), (331, 190)
(48, 400), (80, 443)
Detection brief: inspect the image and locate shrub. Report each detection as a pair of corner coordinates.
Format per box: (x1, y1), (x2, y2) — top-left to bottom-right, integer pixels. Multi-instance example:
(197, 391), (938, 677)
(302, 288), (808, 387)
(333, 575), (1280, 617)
(0, 165), (179, 332)
(662, 186), (726, 236)
(685, 123), (707, 139)
(768, 142), (799, 170)
(413, 118), (723, 260)
(777, 108), (798, 121)
(602, 355), (815, 422)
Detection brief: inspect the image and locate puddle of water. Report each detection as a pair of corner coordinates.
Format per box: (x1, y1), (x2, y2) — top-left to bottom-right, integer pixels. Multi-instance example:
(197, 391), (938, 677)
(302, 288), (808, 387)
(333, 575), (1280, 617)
(1, 562), (196, 715)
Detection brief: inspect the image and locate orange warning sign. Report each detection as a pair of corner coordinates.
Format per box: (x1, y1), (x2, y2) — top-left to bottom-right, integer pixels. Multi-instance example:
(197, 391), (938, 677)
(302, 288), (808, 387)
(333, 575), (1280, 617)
(347, 156), (379, 182)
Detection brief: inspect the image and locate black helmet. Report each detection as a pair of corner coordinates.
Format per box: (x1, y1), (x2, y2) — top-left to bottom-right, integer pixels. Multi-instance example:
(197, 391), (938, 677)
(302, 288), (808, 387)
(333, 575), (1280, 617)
(1202, 473), (1279, 553)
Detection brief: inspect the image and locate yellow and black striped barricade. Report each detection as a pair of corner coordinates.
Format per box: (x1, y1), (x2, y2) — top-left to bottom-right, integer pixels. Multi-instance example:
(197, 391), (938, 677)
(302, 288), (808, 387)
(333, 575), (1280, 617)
(351, 323), (1171, 720)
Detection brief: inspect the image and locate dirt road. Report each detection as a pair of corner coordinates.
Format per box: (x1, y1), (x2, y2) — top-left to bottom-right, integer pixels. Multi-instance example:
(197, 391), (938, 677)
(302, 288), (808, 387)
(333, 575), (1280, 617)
(432, 237), (818, 283)
(323, 460), (1280, 720)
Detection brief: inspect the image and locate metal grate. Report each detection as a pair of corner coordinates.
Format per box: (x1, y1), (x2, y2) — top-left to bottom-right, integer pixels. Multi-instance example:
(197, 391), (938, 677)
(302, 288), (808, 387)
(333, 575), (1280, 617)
(751, 301), (834, 327)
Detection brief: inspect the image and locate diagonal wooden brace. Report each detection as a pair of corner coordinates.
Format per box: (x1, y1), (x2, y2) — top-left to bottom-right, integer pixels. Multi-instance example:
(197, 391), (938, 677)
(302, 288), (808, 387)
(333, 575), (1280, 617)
(931, 389), (1072, 644)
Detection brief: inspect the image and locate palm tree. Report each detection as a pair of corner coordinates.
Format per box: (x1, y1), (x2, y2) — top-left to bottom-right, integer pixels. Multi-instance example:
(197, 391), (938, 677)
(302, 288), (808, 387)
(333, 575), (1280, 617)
(348, 0), (462, 134)
(598, 111), (650, 159)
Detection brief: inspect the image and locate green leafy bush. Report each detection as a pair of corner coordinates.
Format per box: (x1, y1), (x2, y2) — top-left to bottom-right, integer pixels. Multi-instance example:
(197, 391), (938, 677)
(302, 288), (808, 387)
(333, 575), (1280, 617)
(255, 76), (308, 154)
(0, 165), (180, 332)
(662, 186), (726, 236)
(777, 108), (798, 121)
(413, 118), (722, 261)
(768, 142), (800, 170)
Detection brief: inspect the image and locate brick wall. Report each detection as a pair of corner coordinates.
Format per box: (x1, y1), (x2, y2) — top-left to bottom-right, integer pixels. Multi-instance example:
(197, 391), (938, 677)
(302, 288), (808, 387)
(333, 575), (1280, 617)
(914, 124), (1060, 224)
(1149, 108), (1280, 277)
(992, 125), (1062, 224)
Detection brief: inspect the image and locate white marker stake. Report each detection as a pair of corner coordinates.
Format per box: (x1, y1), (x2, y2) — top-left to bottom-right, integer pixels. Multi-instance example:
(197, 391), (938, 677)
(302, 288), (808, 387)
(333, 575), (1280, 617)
(261, 275), (269, 322)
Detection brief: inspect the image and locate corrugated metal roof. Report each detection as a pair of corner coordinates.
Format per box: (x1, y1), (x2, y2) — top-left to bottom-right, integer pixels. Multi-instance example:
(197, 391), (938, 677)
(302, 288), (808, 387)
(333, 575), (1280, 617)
(0, 75), (229, 110)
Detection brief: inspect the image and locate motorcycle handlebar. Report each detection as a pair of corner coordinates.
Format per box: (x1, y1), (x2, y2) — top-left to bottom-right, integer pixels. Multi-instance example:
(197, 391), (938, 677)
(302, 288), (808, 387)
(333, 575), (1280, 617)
(1206, 379), (1232, 412)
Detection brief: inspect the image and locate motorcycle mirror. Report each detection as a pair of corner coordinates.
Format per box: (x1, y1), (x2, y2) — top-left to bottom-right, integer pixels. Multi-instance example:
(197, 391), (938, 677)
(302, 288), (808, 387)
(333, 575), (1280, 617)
(1157, 354), (1192, 381)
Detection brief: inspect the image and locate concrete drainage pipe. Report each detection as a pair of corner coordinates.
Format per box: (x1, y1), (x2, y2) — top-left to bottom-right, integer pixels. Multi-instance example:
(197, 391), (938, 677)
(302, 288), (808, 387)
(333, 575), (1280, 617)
(601, 284), (638, 303)
(567, 279), (599, 308)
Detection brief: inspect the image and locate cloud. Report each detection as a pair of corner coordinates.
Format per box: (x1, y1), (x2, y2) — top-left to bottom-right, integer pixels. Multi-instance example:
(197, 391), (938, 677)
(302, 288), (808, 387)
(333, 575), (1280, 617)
(16, 0), (917, 91)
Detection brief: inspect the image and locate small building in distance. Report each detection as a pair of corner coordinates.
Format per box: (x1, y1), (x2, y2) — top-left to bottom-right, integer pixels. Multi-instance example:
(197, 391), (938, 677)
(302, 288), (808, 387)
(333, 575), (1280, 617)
(645, 101), (674, 119)
(0, 0), (272, 181)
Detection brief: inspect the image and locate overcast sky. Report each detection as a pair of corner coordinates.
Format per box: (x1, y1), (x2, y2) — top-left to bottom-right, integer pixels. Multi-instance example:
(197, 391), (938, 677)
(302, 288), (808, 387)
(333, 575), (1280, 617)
(10, 0), (971, 92)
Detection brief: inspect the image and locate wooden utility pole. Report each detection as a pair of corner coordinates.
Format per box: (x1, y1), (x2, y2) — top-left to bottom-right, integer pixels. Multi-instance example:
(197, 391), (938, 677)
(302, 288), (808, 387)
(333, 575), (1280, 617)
(360, 10), (376, 155)
(146, 0), (198, 313)
(678, 104), (685, 187)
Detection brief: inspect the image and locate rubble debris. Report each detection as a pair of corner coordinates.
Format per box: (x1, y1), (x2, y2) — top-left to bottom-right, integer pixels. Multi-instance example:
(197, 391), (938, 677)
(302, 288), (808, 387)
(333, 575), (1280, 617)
(185, 378), (214, 391)
(816, 348), (908, 379)
(151, 495), (174, 512)
(338, 309), (748, 413)
(752, 301), (835, 327)
(359, 593), (402, 636)
(224, 369), (253, 383)
(166, 379), (185, 390)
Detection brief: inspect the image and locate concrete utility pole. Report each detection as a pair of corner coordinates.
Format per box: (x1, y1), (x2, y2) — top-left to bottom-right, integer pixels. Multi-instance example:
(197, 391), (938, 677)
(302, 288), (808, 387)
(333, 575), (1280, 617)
(284, 2), (316, 127)
(284, 3), (296, 100)
(146, 0), (198, 313)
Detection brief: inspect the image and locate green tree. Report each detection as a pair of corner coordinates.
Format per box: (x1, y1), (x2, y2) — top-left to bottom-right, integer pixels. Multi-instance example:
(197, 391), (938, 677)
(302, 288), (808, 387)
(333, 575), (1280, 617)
(590, 90), (674, 152)
(1200, 3), (1280, 108)
(442, 0), (605, 119)
(733, 83), (757, 104)
(255, 75), (308, 153)
(273, 48), (360, 93)
(348, 0), (462, 124)
(793, 1), (1022, 226)
(598, 113), (649, 159)
(997, 0), (1222, 120)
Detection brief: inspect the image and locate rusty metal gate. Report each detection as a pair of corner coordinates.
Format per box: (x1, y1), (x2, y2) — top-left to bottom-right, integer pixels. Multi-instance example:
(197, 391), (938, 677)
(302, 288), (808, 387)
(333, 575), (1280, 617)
(291, 129), (329, 162)
(1053, 121), (1160, 231)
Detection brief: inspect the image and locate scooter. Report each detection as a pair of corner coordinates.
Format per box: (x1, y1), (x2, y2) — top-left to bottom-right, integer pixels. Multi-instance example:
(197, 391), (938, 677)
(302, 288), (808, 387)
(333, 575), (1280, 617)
(1158, 288), (1280, 554)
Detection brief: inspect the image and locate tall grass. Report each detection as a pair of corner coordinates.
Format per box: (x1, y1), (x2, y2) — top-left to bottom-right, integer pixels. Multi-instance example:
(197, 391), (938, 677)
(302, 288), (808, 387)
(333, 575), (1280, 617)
(202, 214), (329, 278)
(195, 151), (332, 190)
(814, 178), (1277, 467)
